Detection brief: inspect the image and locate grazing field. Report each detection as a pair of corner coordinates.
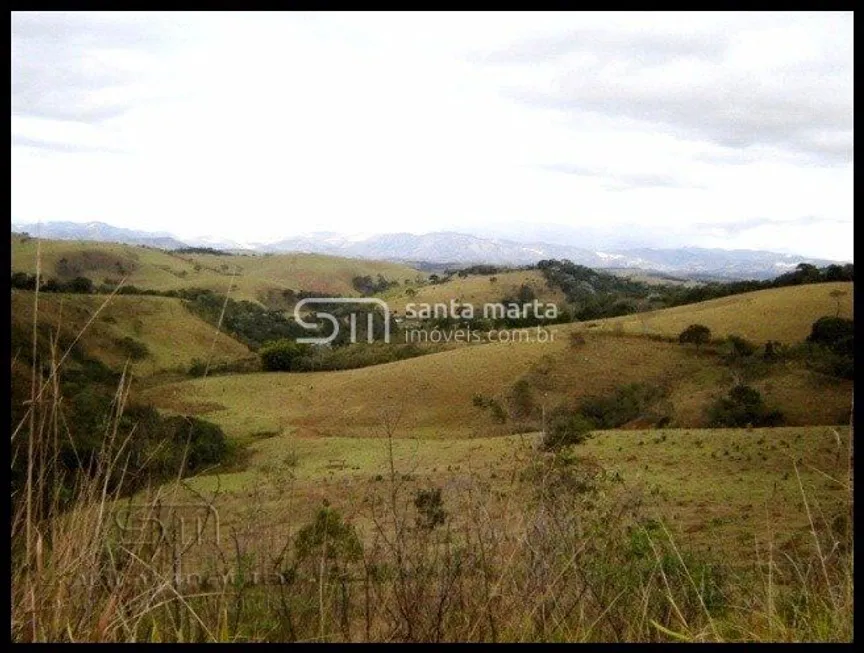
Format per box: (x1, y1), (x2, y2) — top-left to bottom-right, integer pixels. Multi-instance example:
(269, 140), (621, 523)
(173, 424), (851, 562)
(10, 235), (424, 303)
(576, 282), (853, 343)
(11, 290), (253, 375)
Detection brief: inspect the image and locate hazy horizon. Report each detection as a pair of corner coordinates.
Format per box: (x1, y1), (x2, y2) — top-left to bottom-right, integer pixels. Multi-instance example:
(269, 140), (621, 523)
(12, 12), (853, 259)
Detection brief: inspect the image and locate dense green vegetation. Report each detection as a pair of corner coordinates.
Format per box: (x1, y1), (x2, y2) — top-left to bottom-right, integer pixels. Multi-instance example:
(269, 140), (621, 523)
(180, 288), (308, 350)
(533, 259), (854, 322)
(10, 324), (231, 511)
(260, 339), (432, 373)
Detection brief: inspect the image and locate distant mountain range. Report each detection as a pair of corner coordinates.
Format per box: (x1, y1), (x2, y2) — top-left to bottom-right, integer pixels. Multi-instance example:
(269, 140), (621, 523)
(11, 221), (846, 281)
(11, 221), (189, 251)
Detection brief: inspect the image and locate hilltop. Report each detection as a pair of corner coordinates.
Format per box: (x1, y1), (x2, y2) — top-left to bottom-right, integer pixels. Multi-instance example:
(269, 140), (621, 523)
(10, 234), (424, 305)
(576, 281), (853, 344)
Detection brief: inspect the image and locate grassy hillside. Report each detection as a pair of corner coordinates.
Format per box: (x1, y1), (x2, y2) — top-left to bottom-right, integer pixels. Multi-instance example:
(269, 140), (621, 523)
(141, 329), (851, 442)
(574, 281), (852, 343)
(10, 235), (424, 305)
(11, 290), (253, 375)
(384, 269), (567, 315)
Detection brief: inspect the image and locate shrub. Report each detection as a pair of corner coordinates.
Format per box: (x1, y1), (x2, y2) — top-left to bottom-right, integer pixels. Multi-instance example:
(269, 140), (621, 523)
(679, 324), (712, 349)
(578, 383), (666, 429)
(707, 385), (784, 427)
(507, 378), (535, 420)
(724, 334), (757, 358)
(488, 399), (508, 424)
(162, 415), (230, 473)
(114, 335), (150, 361)
(294, 506), (362, 567)
(542, 405), (594, 450)
(188, 358), (208, 377)
(414, 488), (447, 530)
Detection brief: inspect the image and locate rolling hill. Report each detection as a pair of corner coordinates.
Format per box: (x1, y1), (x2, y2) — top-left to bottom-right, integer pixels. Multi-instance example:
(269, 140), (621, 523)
(384, 269), (568, 316)
(11, 290), (254, 375)
(575, 281), (853, 344)
(141, 283), (854, 443)
(10, 234), (425, 305)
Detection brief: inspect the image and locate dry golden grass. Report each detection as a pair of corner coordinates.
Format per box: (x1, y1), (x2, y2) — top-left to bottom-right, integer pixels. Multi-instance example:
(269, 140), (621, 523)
(11, 290), (252, 375)
(10, 235), (423, 302)
(140, 334), (699, 440)
(575, 282), (853, 343)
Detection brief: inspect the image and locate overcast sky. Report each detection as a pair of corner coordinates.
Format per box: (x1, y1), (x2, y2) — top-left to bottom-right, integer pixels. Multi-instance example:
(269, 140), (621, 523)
(11, 11), (853, 259)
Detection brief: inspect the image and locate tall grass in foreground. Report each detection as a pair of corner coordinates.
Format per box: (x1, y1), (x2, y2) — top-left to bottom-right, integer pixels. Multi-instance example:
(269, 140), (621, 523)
(10, 271), (853, 641)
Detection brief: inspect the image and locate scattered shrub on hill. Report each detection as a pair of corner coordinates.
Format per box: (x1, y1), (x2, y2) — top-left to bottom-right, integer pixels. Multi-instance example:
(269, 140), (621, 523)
(723, 334), (757, 359)
(414, 488), (448, 530)
(578, 382), (668, 429)
(352, 274), (399, 296)
(542, 405), (594, 450)
(679, 323), (712, 349)
(114, 335), (151, 361)
(293, 506), (363, 569)
(54, 250), (137, 278)
(507, 377), (536, 420)
(489, 399), (508, 424)
(707, 385), (784, 427)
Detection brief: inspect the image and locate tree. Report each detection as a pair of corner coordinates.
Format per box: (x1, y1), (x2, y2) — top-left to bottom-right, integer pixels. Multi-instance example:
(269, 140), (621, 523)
(807, 316), (854, 355)
(678, 324), (712, 350)
(795, 263), (821, 284)
(829, 289), (848, 318)
(707, 385), (784, 427)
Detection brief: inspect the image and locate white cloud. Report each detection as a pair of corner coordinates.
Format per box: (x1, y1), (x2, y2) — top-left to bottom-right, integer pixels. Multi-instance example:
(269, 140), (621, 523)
(11, 11), (853, 259)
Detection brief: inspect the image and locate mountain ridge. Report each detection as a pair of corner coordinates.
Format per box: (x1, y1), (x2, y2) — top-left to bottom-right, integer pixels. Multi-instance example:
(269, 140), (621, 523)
(10, 220), (846, 280)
